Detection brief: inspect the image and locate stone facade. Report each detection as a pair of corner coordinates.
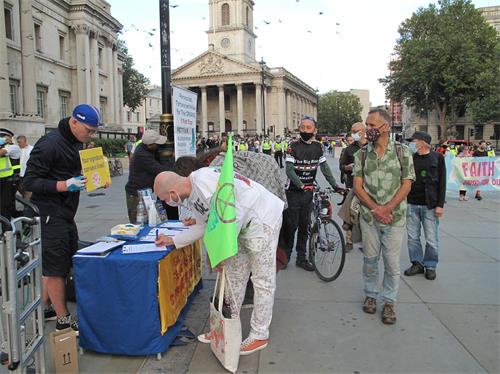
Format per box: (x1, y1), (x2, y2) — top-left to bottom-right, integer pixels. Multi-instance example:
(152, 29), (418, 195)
(0, 0), (124, 142)
(122, 85), (162, 133)
(172, 0), (317, 137)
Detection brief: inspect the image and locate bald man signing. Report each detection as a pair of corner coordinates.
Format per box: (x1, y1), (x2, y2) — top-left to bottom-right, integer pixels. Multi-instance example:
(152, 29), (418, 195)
(154, 167), (284, 355)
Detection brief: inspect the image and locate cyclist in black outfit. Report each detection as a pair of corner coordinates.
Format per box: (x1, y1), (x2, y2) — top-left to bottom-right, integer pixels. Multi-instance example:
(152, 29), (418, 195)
(278, 116), (341, 271)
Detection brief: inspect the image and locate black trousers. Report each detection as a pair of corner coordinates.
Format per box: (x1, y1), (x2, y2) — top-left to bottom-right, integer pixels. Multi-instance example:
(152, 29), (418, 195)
(278, 189), (313, 261)
(274, 151), (283, 168)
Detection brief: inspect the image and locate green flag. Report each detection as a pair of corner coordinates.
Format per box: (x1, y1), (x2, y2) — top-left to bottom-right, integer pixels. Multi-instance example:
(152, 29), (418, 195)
(203, 135), (238, 267)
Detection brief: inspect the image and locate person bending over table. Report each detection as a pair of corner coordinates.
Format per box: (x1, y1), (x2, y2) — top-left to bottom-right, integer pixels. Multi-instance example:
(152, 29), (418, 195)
(153, 169), (284, 356)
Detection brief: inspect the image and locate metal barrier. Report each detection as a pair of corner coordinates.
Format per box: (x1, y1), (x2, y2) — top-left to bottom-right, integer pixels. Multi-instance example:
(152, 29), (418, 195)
(0, 197), (45, 373)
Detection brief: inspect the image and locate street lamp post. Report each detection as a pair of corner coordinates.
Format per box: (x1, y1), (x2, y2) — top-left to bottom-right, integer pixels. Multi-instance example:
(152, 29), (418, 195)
(158, 0), (174, 162)
(260, 57), (266, 136)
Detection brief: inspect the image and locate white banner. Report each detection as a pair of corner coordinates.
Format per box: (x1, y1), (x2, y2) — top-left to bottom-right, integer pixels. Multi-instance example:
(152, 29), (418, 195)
(172, 86), (198, 160)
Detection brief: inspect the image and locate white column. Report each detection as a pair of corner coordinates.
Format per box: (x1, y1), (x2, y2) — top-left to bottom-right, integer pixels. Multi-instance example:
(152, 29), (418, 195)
(286, 90), (292, 134)
(255, 83), (262, 134)
(74, 24), (92, 104)
(113, 47), (120, 125)
(263, 85), (268, 134)
(117, 66), (124, 126)
(90, 32), (99, 107)
(278, 87), (286, 136)
(106, 40), (115, 124)
(236, 84), (243, 135)
(201, 86), (208, 137)
(0, 0), (10, 114)
(20, 0), (37, 114)
(218, 85), (225, 134)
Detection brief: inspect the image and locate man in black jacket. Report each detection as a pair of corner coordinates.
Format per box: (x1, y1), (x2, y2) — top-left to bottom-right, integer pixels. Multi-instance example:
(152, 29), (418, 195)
(125, 129), (175, 223)
(339, 122), (367, 251)
(404, 131), (446, 281)
(23, 104), (102, 334)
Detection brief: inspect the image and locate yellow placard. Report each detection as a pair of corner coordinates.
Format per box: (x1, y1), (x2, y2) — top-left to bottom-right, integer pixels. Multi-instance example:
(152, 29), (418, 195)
(79, 147), (112, 192)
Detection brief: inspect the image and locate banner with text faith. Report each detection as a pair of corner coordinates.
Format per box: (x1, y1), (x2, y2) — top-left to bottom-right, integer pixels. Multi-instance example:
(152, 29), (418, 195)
(203, 135), (238, 267)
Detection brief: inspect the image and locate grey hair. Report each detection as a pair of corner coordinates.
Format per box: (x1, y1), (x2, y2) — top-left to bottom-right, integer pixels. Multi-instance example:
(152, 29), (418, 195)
(368, 109), (392, 125)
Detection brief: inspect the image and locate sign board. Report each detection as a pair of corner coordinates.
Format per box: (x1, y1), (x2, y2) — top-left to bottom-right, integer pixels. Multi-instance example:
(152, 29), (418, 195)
(172, 86), (198, 160)
(445, 155), (500, 192)
(79, 147), (112, 192)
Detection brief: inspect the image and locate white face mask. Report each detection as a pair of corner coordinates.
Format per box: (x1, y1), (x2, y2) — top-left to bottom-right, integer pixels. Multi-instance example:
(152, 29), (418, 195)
(352, 132), (361, 142)
(166, 191), (185, 208)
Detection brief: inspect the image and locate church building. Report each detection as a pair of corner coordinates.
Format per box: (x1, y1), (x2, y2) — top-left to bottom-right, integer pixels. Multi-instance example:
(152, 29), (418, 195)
(172, 0), (318, 137)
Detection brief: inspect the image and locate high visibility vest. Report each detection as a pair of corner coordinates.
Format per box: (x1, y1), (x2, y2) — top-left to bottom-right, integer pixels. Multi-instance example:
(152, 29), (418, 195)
(487, 150), (495, 157)
(0, 156), (14, 178)
(262, 141), (271, 151)
(450, 148), (458, 156)
(275, 142), (282, 151)
(284, 142), (289, 151)
(239, 143), (247, 151)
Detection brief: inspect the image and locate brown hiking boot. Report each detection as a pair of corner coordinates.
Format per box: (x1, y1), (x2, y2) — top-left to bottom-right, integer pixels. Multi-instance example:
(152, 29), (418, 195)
(382, 303), (397, 325)
(362, 297), (377, 314)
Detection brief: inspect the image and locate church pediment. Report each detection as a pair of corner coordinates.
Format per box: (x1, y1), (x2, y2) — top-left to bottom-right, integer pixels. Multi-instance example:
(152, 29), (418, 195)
(173, 51), (260, 80)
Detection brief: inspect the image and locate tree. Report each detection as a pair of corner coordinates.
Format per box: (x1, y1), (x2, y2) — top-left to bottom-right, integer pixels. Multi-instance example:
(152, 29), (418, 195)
(380, 0), (500, 140)
(119, 40), (150, 112)
(318, 91), (362, 135)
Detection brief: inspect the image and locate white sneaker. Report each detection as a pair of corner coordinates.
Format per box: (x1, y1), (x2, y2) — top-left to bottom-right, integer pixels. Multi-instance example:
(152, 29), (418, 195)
(197, 332), (211, 344)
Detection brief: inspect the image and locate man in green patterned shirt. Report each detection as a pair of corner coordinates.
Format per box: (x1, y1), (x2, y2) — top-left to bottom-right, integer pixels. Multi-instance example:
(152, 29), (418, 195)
(353, 109), (415, 325)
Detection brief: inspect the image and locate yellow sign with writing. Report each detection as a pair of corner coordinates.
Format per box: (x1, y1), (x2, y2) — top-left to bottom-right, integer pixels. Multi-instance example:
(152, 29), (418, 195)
(79, 147), (111, 192)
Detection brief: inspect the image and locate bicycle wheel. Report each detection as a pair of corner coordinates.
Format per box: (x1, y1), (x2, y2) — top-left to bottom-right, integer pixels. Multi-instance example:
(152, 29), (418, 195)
(308, 218), (346, 282)
(108, 161), (116, 177)
(115, 160), (123, 176)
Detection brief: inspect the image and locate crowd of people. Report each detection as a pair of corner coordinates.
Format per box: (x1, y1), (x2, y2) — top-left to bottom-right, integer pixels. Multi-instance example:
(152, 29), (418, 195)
(0, 102), (497, 359)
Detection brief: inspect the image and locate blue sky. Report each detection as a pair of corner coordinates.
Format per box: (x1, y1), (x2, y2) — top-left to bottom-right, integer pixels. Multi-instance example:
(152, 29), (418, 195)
(108, 0), (498, 106)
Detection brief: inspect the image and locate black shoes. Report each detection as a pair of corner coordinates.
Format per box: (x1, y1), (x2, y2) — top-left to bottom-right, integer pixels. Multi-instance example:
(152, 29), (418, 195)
(404, 263), (425, 276)
(296, 259), (315, 271)
(56, 314), (79, 336)
(44, 305), (57, 321)
(425, 268), (437, 280)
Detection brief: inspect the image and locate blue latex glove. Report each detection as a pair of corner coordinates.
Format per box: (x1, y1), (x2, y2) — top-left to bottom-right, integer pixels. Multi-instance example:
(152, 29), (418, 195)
(66, 176), (87, 192)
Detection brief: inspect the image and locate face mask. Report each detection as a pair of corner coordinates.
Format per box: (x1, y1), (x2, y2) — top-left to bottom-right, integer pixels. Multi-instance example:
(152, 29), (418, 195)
(409, 142), (418, 154)
(300, 132), (314, 142)
(352, 132), (361, 142)
(166, 191), (185, 208)
(366, 127), (381, 143)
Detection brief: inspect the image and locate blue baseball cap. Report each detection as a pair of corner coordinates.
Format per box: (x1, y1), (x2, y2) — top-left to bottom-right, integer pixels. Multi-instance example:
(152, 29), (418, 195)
(72, 104), (102, 127)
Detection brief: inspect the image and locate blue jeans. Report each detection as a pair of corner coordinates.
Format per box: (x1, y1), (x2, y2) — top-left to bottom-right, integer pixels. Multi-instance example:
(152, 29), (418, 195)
(360, 218), (404, 304)
(406, 204), (439, 269)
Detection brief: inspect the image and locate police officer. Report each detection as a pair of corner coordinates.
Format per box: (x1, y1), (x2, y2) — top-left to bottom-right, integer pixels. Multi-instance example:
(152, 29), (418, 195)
(274, 136), (284, 168)
(0, 129), (21, 221)
(262, 137), (272, 155)
(278, 116), (342, 271)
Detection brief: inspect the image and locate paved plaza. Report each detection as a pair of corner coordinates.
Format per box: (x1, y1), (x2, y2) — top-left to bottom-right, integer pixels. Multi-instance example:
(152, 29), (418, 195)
(6, 155), (498, 373)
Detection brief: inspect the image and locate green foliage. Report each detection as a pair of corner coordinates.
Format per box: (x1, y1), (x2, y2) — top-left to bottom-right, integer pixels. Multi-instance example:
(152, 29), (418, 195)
(119, 40), (150, 112)
(93, 138), (128, 156)
(380, 0), (500, 139)
(318, 91), (363, 135)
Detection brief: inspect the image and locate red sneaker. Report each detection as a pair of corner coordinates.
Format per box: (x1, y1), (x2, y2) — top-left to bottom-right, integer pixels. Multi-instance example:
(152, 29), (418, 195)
(240, 337), (268, 355)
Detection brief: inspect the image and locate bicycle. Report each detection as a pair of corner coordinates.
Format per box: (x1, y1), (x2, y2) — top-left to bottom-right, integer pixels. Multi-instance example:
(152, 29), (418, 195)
(308, 185), (347, 282)
(108, 157), (123, 177)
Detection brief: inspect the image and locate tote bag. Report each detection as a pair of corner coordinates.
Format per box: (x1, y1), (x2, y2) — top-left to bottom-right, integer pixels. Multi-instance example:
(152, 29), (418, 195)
(209, 268), (242, 373)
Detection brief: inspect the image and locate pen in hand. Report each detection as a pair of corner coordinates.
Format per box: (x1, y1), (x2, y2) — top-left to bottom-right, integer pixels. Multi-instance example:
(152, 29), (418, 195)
(156, 229), (159, 241)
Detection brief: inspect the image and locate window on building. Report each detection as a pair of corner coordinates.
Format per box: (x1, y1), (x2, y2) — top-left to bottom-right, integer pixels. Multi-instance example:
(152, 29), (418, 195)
(136, 112), (140, 122)
(100, 97), (107, 123)
(4, 7), (13, 40)
(36, 87), (47, 118)
(474, 125), (483, 140)
(456, 125), (465, 140)
(59, 91), (70, 118)
(149, 98), (152, 106)
(9, 80), (19, 113)
(127, 111), (132, 122)
(221, 3), (230, 26)
(59, 35), (65, 60)
(98, 47), (103, 68)
(34, 23), (42, 52)
(224, 94), (231, 112)
(246, 7), (250, 26)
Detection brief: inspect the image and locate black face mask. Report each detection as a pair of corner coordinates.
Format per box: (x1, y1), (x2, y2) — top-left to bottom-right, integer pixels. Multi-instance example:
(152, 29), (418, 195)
(300, 132), (314, 141)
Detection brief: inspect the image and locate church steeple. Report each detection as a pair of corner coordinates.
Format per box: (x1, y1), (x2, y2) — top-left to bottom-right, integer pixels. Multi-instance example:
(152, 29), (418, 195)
(207, 0), (257, 63)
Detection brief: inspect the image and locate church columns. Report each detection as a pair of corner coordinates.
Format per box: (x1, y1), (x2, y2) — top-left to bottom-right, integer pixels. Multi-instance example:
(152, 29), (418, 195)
(263, 85), (268, 134)
(278, 87), (286, 136)
(90, 32), (100, 107)
(286, 90), (292, 134)
(218, 85), (225, 134)
(201, 86), (208, 137)
(106, 40), (116, 124)
(0, 0), (10, 114)
(255, 83), (262, 134)
(20, 0), (37, 115)
(236, 83), (243, 135)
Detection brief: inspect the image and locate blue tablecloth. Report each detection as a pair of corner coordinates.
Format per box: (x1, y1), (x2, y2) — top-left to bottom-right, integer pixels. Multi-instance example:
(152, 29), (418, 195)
(73, 230), (202, 355)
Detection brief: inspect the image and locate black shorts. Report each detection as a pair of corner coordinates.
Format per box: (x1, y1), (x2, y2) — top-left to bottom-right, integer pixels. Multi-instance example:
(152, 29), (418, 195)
(41, 216), (79, 277)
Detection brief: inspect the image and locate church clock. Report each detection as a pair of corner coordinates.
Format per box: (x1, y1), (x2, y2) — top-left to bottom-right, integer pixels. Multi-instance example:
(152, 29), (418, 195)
(221, 38), (231, 49)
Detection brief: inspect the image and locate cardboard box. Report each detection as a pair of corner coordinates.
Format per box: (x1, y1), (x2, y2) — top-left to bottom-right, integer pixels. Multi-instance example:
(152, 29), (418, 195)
(49, 328), (79, 374)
